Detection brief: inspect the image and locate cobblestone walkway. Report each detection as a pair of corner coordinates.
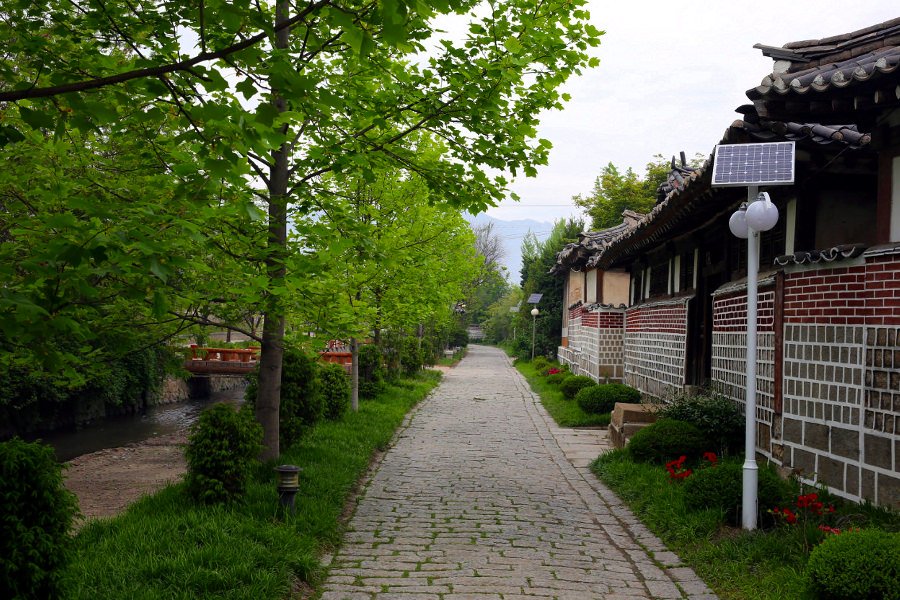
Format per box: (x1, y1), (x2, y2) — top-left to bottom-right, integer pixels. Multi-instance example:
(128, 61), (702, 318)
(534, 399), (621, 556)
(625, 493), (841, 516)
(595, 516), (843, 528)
(321, 345), (715, 599)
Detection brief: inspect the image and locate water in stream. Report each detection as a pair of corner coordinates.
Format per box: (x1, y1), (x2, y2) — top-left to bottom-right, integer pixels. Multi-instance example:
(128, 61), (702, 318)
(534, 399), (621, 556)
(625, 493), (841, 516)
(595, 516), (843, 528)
(38, 386), (246, 462)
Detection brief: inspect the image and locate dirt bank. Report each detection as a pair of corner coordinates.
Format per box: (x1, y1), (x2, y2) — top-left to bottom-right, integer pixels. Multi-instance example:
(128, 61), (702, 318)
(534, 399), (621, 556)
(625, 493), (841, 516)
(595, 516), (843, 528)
(64, 431), (187, 522)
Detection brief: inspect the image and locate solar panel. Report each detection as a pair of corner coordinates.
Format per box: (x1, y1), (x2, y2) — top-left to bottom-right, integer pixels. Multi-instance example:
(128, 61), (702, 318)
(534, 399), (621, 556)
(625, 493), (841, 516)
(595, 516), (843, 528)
(711, 142), (795, 187)
(527, 293), (543, 304)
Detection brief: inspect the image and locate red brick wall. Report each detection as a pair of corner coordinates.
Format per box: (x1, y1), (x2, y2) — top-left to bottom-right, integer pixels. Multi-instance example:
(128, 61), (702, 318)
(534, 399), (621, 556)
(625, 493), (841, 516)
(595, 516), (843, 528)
(863, 256), (900, 326)
(625, 303), (687, 334)
(780, 258), (900, 325)
(783, 265), (868, 324)
(596, 311), (624, 329)
(713, 289), (775, 332)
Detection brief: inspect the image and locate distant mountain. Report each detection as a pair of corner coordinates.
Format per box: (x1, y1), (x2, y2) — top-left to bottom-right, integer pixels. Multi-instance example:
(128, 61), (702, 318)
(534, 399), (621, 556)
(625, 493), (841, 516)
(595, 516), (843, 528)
(465, 214), (555, 283)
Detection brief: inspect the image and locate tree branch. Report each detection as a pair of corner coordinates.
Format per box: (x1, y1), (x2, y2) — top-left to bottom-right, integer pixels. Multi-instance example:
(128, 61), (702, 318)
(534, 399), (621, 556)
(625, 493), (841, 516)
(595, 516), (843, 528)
(0, 0), (334, 102)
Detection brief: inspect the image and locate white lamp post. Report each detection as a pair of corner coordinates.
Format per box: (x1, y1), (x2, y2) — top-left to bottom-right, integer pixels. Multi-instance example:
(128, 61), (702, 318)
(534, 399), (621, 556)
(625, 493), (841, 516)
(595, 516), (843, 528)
(530, 307), (539, 360)
(730, 188), (779, 530)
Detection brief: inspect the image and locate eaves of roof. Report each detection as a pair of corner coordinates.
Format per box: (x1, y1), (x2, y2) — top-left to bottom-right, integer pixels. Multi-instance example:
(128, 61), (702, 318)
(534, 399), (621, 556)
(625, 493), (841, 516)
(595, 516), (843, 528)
(737, 118), (871, 149)
(749, 27), (900, 100)
(591, 118), (872, 270)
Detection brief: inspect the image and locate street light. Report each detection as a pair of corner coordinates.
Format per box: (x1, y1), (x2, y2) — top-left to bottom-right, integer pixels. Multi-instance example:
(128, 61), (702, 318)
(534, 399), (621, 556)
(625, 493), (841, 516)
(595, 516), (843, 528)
(729, 189), (779, 530)
(530, 307), (539, 360)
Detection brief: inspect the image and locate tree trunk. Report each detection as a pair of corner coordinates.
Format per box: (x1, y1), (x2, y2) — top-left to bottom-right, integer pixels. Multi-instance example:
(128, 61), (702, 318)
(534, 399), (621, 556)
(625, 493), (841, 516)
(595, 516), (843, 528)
(350, 337), (359, 412)
(255, 0), (291, 462)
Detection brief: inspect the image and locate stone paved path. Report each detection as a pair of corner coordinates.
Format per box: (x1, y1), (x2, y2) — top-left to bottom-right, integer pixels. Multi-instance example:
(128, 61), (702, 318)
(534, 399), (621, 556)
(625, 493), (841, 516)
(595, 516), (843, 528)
(321, 345), (715, 599)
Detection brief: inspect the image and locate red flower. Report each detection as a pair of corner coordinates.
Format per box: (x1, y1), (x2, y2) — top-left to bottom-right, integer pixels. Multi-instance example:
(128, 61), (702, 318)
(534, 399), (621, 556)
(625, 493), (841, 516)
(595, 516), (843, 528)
(818, 525), (842, 535)
(702, 452), (718, 465)
(665, 456), (691, 481)
(547, 368), (560, 375)
(781, 508), (798, 524)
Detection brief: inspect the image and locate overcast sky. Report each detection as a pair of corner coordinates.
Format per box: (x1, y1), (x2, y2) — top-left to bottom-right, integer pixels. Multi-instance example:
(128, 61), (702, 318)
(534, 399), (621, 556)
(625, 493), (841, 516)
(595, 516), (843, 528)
(485, 2), (898, 225)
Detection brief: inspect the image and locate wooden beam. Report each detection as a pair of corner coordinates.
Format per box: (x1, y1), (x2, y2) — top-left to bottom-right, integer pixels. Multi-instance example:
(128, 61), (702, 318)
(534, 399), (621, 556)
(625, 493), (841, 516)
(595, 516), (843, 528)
(876, 150), (894, 244)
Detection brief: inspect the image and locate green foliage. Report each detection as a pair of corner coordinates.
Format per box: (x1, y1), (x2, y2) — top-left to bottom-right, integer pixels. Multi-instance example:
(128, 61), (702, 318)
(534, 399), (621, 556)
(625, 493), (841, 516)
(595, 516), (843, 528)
(545, 372), (566, 385)
(575, 383), (640, 414)
(481, 287), (524, 344)
(318, 362), (350, 421)
(246, 347), (324, 447)
(531, 356), (550, 372)
(806, 529), (900, 600)
(0, 344), (176, 435)
(592, 450), (812, 599)
(399, 336), (423, 376)
(0, 438), (78, 598)
(559, 375), (595, 400)
(185, 404), (262, 504)
(449, 327), (469, 348)
(62, 371), (442, 599)
(0, 0), (602, 463)
(514, 219), (584, 359)
(513, 359), (610, 427)
(627, 419), (708, 463)
(358, 344), (385, 400)
(573, 158), (669, 230)
(658, 393), (744, 455)
(682, 460), (793, 526)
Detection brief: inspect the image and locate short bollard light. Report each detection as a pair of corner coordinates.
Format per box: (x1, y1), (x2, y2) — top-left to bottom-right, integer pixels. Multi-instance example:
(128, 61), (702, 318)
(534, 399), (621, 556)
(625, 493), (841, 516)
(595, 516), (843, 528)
(274, 464), (301, 514)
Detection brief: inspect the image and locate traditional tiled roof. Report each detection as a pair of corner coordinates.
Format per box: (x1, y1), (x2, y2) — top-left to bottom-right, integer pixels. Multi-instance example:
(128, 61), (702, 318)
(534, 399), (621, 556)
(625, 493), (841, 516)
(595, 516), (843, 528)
(734, 111), (871, 148)
(774, 244), (868, 266)
(589, 113), (873, 270)
(555, 19), (894, 276)
(551, 211), (643, 274)
(749, 17), (900, 102)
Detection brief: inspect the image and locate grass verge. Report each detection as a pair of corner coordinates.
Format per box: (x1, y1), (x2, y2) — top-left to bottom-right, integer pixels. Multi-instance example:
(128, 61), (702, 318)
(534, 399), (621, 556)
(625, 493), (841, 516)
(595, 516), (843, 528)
(514, 360), (610, 427)
(592, 449), (900, 600)
(62, 370), (442, 599)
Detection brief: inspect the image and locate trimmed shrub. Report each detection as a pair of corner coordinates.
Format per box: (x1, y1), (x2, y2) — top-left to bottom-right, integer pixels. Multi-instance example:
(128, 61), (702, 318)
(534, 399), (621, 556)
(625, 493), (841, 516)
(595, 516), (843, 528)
(185, 404), (262, 504)
(245, 346), (324, 446)
(576, 383), (640, 414)
(319, 362), (351, 420)
(560, 375), (596, 400)
(627, 419), (708, 463)
(531, 356), (550, 372)
(806, 529), (900, 600)
(658, 393), (744, 455)
(682, 460), (792, 526)
(545, 372), (566, 385)
(358, 344), (385, 399)
(0, 438), (78, 599)
(399, 336), (423, 376)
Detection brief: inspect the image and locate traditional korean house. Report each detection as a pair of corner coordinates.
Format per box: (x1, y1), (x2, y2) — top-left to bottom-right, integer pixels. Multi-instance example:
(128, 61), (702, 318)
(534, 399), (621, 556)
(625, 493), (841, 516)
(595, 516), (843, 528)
(556, 18), (900, 508)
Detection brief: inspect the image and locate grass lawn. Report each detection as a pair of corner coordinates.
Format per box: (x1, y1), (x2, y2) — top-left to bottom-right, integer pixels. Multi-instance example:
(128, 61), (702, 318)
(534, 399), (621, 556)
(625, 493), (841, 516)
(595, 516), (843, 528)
(514, 360), (611, 427)
(593, 450), (900, 600)
(62, 371), (442, 599)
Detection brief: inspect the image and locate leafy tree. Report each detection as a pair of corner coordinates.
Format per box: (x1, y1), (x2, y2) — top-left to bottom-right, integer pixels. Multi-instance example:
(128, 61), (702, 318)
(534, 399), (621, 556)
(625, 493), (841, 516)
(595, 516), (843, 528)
(482, 286), (524, 343)
(0, 2), (602, 460)
(573, 157), (669, 230)
(296, 157), (480, 410)
(464, 222), (511, 326)
(513, 218), (583, 358)
(574, 153), (705, 231)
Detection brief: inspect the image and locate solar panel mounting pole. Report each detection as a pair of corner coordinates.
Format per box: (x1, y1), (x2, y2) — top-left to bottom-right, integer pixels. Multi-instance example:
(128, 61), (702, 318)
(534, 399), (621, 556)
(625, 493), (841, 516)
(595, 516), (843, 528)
(743, 185), (760, 531)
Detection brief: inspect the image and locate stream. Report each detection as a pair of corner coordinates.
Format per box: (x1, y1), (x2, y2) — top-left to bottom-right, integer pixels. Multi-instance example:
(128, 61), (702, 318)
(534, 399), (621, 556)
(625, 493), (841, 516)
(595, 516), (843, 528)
(38, 386), (246, 462)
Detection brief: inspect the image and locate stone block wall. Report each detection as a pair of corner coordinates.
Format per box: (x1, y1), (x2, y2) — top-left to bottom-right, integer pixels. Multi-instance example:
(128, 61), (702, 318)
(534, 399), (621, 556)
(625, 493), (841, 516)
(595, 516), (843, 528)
(776, 250), (898, 508)
(559, 303), (625, 381)
(623, 297), (690, 399)
(711, 286), (777, 457)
